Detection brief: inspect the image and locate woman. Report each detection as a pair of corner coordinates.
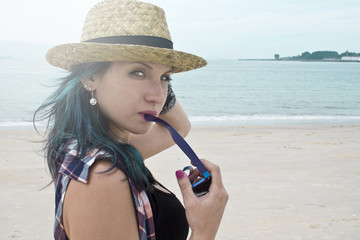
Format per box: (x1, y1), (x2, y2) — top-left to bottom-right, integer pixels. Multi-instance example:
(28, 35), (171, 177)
(35, 0), (228, 239)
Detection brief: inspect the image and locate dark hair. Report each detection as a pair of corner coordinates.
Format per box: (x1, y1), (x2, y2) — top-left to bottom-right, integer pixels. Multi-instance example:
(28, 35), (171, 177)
(34, 62), (153, 191)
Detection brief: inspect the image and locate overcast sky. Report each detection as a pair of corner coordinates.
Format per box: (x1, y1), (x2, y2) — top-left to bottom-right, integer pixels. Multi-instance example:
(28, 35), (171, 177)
(1, 0), (359, 59)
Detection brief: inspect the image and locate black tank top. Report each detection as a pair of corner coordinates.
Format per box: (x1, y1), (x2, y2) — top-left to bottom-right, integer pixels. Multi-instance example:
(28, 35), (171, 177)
(147, 183), (189, 240)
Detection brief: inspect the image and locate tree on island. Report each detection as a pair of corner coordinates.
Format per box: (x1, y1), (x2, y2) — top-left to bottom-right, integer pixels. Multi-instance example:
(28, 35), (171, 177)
(340, 51), (359, 57)
(274, 54), (280, 60)
(311, 51), (339, 59)
(301, 51), (311, 59)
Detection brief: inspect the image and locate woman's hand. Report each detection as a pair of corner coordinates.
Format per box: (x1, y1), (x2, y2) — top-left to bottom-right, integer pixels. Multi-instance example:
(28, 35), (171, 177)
(175, 159), (229, 240)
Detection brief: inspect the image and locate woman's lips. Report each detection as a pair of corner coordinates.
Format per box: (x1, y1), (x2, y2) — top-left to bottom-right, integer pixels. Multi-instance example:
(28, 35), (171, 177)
(139, 111), (157, 120)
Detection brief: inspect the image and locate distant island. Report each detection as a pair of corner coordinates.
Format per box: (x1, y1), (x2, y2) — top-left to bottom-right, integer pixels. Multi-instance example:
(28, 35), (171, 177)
(239, 51), (360, 62)
(274, 51), (360, 62)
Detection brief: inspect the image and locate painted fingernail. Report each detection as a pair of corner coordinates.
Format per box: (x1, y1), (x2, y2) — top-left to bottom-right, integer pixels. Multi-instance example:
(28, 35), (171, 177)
(176, 170), (184, 179)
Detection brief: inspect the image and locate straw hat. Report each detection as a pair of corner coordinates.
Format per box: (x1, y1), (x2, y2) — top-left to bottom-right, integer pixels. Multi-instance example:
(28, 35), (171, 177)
(46, 0), (207, 73)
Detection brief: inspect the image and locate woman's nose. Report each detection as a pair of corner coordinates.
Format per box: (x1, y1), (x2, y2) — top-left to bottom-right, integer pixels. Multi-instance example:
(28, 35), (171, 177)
(145, 79), (166, 104)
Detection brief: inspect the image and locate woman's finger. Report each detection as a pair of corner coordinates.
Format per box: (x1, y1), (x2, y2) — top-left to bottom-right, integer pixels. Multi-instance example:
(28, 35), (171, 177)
(188, 167), (201, 182)
(175, 170), (197, 202)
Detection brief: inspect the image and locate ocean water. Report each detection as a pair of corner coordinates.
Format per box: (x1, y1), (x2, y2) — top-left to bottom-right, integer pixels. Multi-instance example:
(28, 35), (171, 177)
(0, 58), (359, 128)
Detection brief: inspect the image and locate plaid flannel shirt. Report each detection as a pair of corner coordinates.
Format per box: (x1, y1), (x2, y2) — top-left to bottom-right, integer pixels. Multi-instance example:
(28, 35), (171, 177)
(53, 140), (155, 240)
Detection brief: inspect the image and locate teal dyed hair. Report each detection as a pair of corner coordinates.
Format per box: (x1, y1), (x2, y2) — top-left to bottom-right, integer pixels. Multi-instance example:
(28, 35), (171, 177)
(34, 62), (153, 191)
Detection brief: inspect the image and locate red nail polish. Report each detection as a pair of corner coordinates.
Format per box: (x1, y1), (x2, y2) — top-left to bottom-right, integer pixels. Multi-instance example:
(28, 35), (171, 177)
(176, 170), (184, 179)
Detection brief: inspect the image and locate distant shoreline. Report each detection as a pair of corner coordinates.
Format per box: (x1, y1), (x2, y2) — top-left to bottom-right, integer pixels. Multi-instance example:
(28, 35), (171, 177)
(238, 59), (360, 63)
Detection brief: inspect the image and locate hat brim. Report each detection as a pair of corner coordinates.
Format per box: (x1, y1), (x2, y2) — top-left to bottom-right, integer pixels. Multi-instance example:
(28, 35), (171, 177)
(46, 42), (207, 73)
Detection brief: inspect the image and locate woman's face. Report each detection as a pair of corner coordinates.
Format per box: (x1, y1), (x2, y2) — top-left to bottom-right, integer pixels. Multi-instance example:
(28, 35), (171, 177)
(89, 61), (172, 139)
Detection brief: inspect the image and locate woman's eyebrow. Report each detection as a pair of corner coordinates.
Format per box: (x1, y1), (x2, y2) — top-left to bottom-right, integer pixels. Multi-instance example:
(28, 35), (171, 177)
(134, 61), (153, 69)
(133, 61), (173, 73)
(164, 69), (173, 74)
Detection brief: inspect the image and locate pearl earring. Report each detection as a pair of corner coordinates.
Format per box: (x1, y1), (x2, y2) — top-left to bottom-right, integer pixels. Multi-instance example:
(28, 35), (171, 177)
(89, 87), (97, 106)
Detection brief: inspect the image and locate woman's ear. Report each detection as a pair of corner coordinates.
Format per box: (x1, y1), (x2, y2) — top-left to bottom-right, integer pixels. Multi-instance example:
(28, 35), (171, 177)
(81, 78), (96, 92)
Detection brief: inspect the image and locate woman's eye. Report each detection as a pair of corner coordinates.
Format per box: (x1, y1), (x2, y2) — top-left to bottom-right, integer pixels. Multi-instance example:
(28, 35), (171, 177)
(131, 70), (145, 78)
(161, 75), (172, 82)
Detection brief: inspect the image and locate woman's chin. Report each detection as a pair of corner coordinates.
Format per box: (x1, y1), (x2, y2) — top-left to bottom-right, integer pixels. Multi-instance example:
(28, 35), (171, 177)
(126, 122), (153, 136)
(136, 124), (153, 135)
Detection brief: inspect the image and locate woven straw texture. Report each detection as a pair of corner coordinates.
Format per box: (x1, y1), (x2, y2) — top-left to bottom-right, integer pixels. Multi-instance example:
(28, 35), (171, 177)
(46, 0), (207, 73)
(81, 0), (171, 41)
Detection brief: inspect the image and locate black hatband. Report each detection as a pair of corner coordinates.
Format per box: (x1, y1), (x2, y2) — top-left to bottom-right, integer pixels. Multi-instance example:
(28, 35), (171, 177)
(85, 35), (173, 49)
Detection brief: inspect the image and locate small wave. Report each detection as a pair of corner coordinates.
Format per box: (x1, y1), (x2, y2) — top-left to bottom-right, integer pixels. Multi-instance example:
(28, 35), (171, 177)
(1, 115), (360, 128)
(0, 121), (33, 127)
(0, 120), (47, 128)
(189, 115), (360, 123)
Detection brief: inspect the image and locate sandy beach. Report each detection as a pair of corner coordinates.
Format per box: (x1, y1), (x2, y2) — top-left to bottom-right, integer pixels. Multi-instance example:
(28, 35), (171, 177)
(1, 124), (359, 239)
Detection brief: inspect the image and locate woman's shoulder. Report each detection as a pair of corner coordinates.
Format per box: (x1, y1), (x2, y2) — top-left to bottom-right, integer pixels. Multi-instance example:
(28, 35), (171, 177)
(89, 159), (128, 183)
(57, 139), (117, 183)
(63, 159), (139, 239)
(66, 159), (129, 200)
